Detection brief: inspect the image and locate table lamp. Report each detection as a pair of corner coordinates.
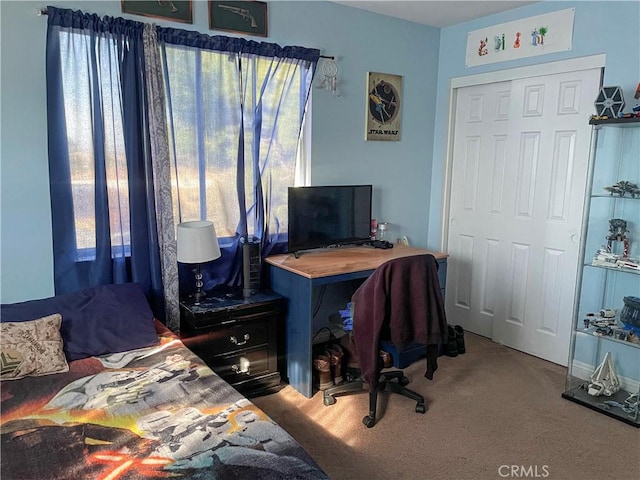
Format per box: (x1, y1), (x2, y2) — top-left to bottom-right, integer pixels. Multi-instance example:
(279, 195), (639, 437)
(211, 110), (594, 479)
(177, 220), (221, 304)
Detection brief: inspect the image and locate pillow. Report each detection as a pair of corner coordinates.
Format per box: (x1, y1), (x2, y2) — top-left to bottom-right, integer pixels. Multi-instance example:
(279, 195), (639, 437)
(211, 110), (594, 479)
(0, 313), (69, 380)
(0, 283), (159, 361)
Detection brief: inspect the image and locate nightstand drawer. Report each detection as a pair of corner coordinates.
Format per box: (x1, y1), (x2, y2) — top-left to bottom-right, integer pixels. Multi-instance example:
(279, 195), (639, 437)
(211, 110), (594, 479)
(185, 319), (269, 355)
(212, 346), (272, 383)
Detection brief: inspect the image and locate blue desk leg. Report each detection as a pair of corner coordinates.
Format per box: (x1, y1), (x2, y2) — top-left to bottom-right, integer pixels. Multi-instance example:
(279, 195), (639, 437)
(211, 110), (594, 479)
(269, 267), (314, 398)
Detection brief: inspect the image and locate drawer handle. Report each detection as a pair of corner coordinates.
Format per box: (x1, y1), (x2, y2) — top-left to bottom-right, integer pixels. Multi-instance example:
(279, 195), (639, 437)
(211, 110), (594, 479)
(230, 333), (250, 346)
(231, 356), (250, 375)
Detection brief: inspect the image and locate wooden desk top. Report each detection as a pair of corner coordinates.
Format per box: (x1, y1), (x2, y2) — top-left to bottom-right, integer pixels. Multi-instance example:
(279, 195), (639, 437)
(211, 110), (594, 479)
(265, 245), (447, 279)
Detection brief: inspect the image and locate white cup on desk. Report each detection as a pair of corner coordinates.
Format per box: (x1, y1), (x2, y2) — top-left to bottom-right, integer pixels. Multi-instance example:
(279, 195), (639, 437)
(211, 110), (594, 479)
(377, 222), (389, 240)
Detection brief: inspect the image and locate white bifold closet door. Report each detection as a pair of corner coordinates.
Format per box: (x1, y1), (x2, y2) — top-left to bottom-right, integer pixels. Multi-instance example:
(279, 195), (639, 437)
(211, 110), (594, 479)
(446, 68), (601, 365)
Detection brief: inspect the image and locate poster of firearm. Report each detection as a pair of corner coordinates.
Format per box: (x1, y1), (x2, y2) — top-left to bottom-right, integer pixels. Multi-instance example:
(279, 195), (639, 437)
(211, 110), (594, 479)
(121, 1), (193, 24)
(209, 1), (268, 37)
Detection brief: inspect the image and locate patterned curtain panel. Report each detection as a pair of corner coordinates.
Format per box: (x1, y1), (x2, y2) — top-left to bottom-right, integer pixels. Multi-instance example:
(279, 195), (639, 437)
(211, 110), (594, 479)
(143, 24), (180, 331)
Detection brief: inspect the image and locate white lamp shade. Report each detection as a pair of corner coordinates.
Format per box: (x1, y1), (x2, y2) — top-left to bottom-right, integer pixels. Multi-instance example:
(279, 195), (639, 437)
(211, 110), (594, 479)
(176, 221), (221, 264)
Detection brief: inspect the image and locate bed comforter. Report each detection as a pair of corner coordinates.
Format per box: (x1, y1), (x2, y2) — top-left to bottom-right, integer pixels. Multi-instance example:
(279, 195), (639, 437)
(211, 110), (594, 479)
(1, 325), (327, 480)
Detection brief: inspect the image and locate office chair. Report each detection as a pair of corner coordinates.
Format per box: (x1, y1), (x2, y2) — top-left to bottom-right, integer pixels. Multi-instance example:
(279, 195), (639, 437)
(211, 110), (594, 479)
(322, 254), (447, 428)
(322, 349), (426, 427)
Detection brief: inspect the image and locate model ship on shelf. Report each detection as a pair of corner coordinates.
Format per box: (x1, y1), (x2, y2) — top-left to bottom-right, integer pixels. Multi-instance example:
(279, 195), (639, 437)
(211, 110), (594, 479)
(584, 309), (617, 329)
(603, 180), (640, 198)
(590, 84), (640, 122)
(592, 249), (639, 271)
(582, 299), (640, 345)
(587, 352), (620, 397)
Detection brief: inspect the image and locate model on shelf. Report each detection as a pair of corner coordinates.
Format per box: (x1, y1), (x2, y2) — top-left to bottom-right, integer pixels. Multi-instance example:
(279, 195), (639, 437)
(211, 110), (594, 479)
(603, 180), (640, 197)
(588, 352), (620, 397)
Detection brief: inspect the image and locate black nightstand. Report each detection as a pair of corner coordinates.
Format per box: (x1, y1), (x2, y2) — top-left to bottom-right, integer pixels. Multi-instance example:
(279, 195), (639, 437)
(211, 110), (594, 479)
(180, 286), (285, 398)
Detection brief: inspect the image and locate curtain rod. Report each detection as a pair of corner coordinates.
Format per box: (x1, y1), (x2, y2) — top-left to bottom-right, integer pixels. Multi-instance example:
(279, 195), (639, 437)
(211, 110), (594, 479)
(36, 7), (335, 59)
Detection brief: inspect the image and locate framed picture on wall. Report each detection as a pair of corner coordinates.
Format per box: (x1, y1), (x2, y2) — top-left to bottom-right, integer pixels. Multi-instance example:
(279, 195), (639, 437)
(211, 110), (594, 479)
(121, 1), (193, 24)
(208, 1), (268, 37)
(365, 72), (402, 141)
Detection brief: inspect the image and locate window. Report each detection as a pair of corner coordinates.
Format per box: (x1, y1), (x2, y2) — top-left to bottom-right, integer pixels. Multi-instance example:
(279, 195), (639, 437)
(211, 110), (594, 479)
(60, 38), (313, 256)
(46, 5), (318, 306)
(59, 30), (131, 258)
(162, 45), (314, 242)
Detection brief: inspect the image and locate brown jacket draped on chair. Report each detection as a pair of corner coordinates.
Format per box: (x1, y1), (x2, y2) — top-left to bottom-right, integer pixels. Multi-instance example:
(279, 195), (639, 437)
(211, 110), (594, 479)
(352, 254), (448, 389)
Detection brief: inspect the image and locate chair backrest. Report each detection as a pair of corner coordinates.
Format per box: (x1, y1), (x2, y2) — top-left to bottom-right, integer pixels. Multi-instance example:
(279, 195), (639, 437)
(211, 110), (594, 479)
(351, 254), (447, 387)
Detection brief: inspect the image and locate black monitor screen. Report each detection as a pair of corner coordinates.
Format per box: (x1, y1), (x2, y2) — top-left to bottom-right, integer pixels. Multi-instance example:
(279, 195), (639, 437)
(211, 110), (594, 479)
(288, 185), (372, 253)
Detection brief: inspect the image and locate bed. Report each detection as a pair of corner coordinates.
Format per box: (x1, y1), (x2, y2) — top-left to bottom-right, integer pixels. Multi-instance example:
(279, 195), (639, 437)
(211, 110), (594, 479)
(0, 283), (327, 479)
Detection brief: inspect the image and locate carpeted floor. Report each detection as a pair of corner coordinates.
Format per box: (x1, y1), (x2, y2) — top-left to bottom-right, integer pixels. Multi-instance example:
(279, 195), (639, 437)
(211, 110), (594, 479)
(252, 332), (640, 480)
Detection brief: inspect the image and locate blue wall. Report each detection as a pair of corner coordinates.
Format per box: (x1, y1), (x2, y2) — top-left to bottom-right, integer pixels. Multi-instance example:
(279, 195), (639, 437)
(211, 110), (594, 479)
(427, 0), (639, 373)
(0, 0), (440, 303)
(1, 1), (638, 304)
(428, 0), (640, 248)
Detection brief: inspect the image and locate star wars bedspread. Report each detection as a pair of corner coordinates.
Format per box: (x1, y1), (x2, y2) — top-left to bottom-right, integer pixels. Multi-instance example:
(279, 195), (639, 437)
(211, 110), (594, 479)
(1, 328), (327, 479)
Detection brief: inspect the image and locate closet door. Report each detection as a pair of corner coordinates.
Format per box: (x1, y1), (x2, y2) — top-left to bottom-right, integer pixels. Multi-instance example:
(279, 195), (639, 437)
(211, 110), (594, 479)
(446, 68), (601, 365)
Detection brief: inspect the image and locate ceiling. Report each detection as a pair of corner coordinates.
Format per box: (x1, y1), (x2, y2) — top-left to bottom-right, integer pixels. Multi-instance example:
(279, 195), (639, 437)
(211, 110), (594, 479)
(332, 1), (540, 28)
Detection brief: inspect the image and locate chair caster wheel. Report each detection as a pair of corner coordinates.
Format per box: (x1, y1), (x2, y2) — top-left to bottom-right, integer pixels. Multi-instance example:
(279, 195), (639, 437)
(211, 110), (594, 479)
(415, 403), (426, 414)
(323, 395), (336, 406)
(399, 376), (409, 386)
(362, 415), (376, 428)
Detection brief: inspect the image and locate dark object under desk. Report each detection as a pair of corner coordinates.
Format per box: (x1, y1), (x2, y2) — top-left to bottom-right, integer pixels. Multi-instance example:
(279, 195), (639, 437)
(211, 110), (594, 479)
(180, 286), (285, 398)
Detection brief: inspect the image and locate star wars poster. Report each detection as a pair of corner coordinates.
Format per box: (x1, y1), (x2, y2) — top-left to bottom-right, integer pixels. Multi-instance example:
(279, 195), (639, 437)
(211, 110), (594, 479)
(365, 72), (402, 141)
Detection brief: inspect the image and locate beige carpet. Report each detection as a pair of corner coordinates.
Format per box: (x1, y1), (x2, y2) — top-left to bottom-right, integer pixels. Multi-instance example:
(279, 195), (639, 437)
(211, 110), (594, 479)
(253, 333), (640, 480)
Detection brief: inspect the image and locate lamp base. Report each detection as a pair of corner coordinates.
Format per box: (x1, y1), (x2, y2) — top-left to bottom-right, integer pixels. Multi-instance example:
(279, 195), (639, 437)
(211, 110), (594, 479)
(190, 264), (207, 304)
(191, 290), (207, 305)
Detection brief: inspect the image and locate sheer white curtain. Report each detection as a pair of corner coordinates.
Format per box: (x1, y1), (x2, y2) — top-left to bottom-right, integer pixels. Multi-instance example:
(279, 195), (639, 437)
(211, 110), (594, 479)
(157, 35), (318, 288)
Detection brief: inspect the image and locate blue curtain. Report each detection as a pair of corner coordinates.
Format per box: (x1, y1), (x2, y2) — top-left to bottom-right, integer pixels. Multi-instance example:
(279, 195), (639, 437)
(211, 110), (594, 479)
(157, 28), (319, 290)
(46, 7), (164, 316)
(45, 6), (319, 311)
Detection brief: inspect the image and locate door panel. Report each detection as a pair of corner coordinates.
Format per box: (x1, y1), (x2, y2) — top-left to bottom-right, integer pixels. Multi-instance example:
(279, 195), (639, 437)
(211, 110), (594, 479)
(448, 81), (511, 338)
(446, 68), (601, 365)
